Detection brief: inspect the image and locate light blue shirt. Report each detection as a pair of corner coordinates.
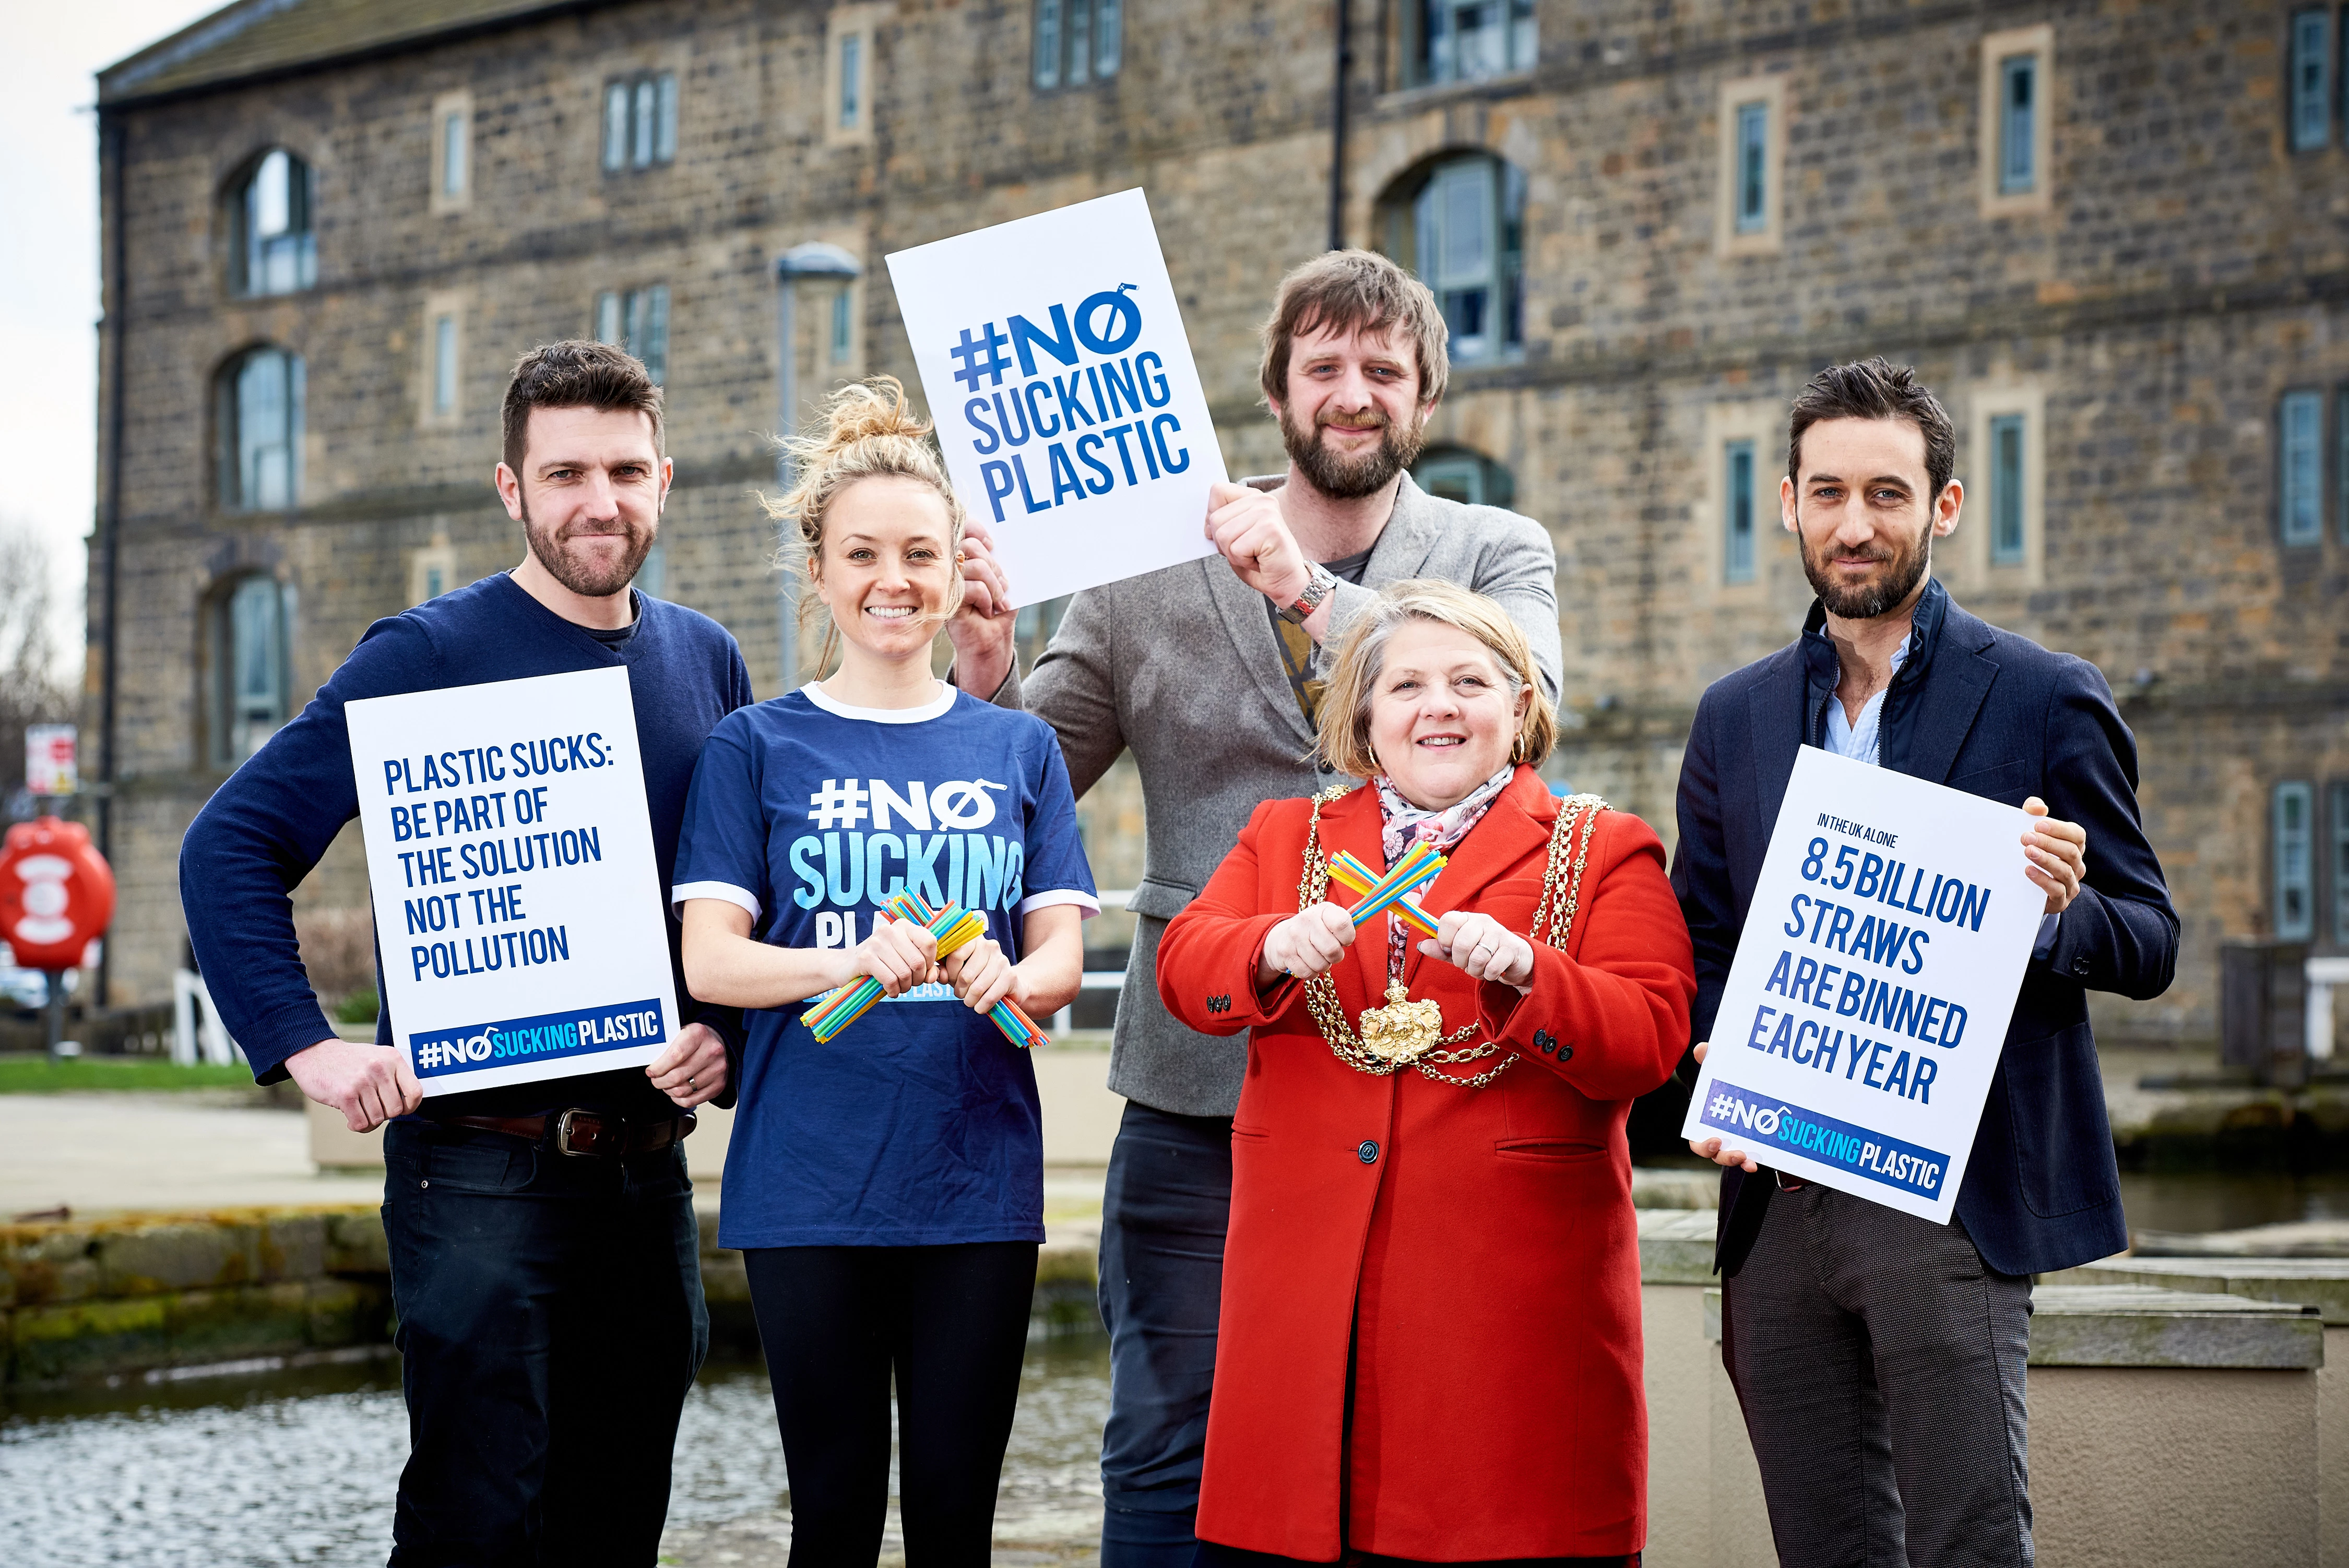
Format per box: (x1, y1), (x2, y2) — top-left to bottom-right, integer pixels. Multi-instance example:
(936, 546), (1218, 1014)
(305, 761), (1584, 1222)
(1824, 633), (2061, 959)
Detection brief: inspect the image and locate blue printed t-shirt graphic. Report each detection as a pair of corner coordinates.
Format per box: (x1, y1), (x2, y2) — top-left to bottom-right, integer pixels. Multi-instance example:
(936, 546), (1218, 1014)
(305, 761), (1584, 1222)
(412, 1000), (665, 1079)
(950, 283), (1195, 525)
(1699, 1078), (1951, 1199)
(671, 683), (1097, 1249)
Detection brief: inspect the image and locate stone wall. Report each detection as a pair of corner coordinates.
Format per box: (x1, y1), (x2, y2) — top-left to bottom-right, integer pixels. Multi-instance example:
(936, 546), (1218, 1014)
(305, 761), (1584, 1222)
(94, 0), (2349, 1040)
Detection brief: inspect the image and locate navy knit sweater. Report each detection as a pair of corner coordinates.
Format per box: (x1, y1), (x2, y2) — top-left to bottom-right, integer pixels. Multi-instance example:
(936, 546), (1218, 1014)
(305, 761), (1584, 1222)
(180, 571), (753, 1119)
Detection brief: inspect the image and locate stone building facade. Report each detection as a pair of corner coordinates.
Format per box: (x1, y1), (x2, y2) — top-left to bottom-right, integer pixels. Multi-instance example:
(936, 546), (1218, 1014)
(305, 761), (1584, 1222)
(92, 0), (2349, 1045)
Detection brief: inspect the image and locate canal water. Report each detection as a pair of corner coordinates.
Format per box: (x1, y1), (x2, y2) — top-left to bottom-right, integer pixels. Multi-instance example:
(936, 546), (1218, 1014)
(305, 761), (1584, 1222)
(1, 1338), (1110, 1568)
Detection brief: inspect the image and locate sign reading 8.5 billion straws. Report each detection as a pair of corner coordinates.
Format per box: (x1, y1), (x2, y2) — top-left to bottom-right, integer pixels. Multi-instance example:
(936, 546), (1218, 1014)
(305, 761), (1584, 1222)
(887, 188), (1228, 609)
(1679, 746), (2045, 1225)
(345, 667), (679, 1096)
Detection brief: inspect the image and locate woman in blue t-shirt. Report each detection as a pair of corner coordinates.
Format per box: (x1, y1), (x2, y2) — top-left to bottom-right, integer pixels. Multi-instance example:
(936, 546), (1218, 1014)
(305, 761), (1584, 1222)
(673, 377), (1096, 1562)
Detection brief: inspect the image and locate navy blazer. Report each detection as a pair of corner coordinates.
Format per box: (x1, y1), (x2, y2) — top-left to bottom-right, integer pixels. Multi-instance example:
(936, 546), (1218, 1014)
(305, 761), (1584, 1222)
(1672, 579), (2178, 1278)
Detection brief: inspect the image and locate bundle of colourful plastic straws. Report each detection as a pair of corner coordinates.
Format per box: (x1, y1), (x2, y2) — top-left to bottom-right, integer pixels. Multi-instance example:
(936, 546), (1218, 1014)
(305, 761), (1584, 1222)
(797, 895), (1052, 1050)
(1326, 842), (1445, 939)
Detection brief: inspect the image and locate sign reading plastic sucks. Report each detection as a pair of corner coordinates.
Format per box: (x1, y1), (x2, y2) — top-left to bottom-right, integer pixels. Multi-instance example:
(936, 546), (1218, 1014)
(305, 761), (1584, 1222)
(345, 668), (679, 1096)
(886, 188), (1228, 608)
(1678, 746), (2044, 1225)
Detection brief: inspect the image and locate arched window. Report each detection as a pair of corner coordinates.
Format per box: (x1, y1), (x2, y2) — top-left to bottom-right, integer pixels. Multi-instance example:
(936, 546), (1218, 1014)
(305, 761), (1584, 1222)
(229, 149), (317, 296)
(216, 347), (305, 512)
(1377, 152), (1525, 365)
(211, 575), (292, 766)
(1413, 446), (1515, 509)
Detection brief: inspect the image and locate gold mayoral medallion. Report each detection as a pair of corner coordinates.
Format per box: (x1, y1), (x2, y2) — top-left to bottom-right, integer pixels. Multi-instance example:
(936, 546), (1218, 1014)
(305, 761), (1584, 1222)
(1357, 984), (1444, 1066)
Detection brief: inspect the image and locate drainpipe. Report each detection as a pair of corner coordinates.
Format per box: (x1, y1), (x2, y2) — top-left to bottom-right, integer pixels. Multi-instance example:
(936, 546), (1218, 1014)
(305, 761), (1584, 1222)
(96, 109), (128, 1011)
(1328, 0), (1351, 251)
(773, 243), (862, 693)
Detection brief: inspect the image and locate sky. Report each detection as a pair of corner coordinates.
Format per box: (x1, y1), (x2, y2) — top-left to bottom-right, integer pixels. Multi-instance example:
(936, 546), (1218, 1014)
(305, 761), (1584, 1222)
(3, 3), (227, 679)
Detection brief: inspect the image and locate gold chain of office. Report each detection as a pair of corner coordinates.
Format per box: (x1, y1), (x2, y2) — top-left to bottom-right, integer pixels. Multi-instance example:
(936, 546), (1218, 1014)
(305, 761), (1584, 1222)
(1293, 786), (1609, 1089)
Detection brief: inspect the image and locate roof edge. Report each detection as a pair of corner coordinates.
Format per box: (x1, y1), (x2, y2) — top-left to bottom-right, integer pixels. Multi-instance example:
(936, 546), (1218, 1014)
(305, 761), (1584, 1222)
(101, 0), (309, 98)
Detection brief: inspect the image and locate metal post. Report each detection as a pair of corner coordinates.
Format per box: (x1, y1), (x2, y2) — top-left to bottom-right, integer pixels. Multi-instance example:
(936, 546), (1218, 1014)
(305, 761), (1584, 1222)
(774, 244), (863, 695)
(45, 971), (68, 1062)
(1328, 0), (1351, 252)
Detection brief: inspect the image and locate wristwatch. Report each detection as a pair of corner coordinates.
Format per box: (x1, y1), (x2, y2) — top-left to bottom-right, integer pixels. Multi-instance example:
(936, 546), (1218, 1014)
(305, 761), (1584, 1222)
(1277, 563), (1339, 625)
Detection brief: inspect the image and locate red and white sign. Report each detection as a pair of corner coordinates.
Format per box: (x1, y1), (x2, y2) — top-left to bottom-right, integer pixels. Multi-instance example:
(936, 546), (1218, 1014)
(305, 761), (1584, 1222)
(0, 817), (116, 972)
(25, 725), (77, 797)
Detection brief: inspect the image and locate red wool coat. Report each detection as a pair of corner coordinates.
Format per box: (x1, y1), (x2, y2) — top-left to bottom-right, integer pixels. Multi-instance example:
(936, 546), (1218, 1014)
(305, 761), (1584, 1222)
(1156, 769), (1696, 1563)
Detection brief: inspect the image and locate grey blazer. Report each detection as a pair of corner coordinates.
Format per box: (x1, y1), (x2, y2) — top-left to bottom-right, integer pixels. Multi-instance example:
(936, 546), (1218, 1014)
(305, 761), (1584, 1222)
(992, 473), (1563, 1118)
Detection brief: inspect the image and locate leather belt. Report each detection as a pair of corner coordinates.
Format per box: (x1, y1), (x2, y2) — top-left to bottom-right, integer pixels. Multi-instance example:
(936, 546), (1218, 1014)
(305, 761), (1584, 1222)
(428, 1108), (696, 1158)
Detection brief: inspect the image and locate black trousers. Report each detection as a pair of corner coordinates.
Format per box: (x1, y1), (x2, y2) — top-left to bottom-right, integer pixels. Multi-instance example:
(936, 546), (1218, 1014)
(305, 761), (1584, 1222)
(1095, 1100), (1236, 1568)
(744, 1241), (1039, 1568)
(1199, 1547), (1640, 1567)
(382, 1119), (708, 1567)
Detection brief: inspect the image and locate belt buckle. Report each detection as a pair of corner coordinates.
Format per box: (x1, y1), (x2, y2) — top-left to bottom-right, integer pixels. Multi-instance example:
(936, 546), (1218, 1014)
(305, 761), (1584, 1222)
(552, 1108), (615, 1157)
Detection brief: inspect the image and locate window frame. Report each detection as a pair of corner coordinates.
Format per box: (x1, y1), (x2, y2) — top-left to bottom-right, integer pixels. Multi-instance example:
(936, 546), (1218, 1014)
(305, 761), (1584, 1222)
(594, 284), (671, 385)
(1381, 151), (1525, 367)
(1033, 0), (1123, 91)
(1997, 53), (2038, 195)
(210, 573), (293, 769)
(1965, 385), (2046, 589)
(2278, 780), (2318, 943)
(600, 70), (678, 173)
(1412, 447), (1515, 510)
(1977, 24), (2054, 218)
(430, 90), (472, 213)
(216, 346), (305, 513)
(1723, 438), (1758, 585)
(228, 148), (318, 298)
(2291, 8), (2333, 153)
(2280, 387), (2326, 548)
(1409, 0), (1537, 90)
(1716, 75), (1787, 257)
(1988, 412), (2026, 566)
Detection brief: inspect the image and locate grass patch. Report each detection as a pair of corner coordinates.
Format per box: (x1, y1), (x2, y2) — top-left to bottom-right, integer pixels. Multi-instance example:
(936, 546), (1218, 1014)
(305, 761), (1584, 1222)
(0, 1054), (255, 1094)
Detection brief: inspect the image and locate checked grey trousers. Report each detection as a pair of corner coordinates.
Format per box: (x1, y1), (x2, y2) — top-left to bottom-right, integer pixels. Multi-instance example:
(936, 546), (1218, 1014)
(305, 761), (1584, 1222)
(1721, 1182), (2034, 1568)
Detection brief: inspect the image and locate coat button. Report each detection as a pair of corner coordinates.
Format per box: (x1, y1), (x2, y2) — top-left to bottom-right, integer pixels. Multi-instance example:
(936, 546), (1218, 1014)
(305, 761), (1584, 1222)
(2071, 956), (2090, 978)
(1557, 1045), (1573, 1062)
(1357, 1140), (1379, 1164)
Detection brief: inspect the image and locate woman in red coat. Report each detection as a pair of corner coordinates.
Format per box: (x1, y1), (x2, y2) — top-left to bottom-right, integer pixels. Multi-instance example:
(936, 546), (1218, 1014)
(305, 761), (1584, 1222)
(1157, 580), (1695, 1566)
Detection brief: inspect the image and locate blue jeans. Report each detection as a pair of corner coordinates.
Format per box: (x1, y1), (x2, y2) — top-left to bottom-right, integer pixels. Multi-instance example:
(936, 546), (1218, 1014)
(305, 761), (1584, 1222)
(1097, 1100), (1234, 1568)
(382, 1119), (708, 1567)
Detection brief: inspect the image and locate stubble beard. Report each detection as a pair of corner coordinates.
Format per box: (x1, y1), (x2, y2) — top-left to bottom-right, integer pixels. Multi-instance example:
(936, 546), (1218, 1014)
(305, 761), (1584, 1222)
(1282, 402), (1428, 501)
(519, 493), (655, 599)
(1798, 511), (1933, 621)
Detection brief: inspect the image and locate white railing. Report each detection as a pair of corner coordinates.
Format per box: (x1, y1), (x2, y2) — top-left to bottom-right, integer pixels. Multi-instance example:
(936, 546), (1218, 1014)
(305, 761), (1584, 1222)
(171, 969), (245, 1066)
(1048, 889), (1134, 1039)
(2307, 956), (2349, 1064)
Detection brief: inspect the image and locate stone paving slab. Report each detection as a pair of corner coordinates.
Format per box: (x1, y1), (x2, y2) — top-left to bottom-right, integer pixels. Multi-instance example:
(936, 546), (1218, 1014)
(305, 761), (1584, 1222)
(0, 1093), (383, 1218)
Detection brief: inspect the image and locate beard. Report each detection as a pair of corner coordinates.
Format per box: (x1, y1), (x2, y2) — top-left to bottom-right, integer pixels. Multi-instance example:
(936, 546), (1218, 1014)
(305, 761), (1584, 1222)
(1797, 511), (1933, 620)
(519, 494), (656, 599)
(1281, 401), (1428, 500)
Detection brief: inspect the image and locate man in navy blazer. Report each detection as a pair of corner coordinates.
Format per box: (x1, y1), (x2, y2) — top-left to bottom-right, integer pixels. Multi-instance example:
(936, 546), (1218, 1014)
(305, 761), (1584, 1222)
(1673, 359), (2176, 1568)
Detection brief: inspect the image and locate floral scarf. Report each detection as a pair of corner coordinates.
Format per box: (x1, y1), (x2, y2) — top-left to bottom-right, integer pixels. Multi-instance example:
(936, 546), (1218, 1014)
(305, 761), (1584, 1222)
(1369, 764), (1518, 980)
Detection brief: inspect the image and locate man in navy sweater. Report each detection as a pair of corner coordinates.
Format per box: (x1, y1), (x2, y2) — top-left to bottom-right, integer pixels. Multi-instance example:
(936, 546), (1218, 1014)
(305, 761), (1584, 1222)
(181, 341), (754, 1565)
(1674, 359), (2176, 1567)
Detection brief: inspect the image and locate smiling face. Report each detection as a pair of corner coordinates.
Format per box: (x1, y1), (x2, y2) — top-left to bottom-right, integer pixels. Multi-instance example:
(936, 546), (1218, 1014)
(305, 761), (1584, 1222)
(1275, 318), (1433, 500)
(500, 405), (669, 598)
(810, 475), (961, 664)
(1781, 415), (1961, 622)
(1364, 618), (1530, 810)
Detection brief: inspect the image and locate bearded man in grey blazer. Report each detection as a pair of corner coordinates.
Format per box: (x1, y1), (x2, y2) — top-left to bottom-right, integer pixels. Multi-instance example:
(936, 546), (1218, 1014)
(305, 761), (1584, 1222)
(949, 248), (1561, 1568)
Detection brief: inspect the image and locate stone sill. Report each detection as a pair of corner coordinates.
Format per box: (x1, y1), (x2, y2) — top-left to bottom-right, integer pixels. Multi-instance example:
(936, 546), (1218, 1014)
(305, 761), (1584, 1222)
(2049, 1253), (2349, 1326)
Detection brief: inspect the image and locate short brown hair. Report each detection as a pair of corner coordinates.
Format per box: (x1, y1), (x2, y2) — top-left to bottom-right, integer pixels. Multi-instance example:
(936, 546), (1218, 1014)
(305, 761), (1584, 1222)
(1259, 250), (1451, 410)
(1786, 357), (1956, 504)
(501, 340), (665, 476)
(1316, 579), (1557, 779)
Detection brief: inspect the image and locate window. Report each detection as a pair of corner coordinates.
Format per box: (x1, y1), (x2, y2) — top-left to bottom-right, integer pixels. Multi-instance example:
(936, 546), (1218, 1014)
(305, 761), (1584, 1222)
(431, 91), (471, 213)
(839, 33), (862, 129)
(432, 314), (458, 415)
(831, 288), (853, 364)
(1015, 595), (1072, 668)
(637, 542), (667, 599)
(1723, 440), (1757, 585)
(1378, 153), (1524, 366)
(212, 575), (291, 766)
(1734, 102), (1769, 233)
(1034, 0), (1121, 89)
(1978, 25), (2053, 216)
(1414, 448), (1515, 508)
(217, 347), (304, 511)
(2279, 781), (2317, 942)
(1988, 413), (2026, 566)
(2333, 782), (2349, 947)
(2281, 388), (2324, 546)
(1998, 54), (2037, 193)
(2292, 9), (2332, 152)
(442, 112), (467, 197)
(595, 286), (670, 384)
(230, 149), (316, 296)
(602, 72), (677, 171)
(1414, 0), (1536, 88)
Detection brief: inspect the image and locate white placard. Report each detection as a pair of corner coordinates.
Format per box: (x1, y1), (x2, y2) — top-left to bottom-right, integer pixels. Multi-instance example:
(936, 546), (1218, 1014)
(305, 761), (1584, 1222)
(1679, 746), (2044, 1224)
(345, 668), (679, 1096)
(26, 725), (76, 795)
(886, 188), (1227, 608)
